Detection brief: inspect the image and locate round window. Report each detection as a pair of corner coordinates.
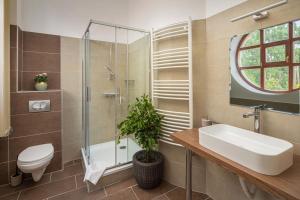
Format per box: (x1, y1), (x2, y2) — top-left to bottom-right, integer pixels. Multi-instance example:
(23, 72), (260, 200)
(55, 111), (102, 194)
(236, 21), (300, 93)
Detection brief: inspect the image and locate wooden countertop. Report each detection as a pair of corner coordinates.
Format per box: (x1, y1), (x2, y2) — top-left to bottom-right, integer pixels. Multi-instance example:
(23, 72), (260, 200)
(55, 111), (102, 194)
(171, 129), (300, 200)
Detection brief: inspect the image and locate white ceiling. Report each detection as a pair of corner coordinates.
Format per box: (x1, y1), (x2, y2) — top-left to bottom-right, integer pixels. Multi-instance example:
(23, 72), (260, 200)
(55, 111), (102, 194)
(10, 0), (247, 38)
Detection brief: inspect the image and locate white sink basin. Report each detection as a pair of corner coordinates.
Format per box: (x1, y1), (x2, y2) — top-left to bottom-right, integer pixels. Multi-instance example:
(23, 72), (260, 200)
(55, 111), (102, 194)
(199, 124), (294, 175)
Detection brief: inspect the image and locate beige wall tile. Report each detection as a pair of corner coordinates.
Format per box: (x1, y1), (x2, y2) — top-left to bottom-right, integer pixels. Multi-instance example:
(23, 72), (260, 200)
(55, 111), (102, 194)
(201, 1), (300, 199)
(60, 35), (150, 162)
(61, 37), (83, 163)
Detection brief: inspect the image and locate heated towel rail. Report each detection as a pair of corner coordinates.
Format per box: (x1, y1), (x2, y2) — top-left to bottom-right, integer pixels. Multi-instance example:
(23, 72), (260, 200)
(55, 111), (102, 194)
(151, 18), (193, 146)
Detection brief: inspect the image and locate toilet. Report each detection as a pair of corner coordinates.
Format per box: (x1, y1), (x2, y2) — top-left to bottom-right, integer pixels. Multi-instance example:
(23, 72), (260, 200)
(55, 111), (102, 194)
(17, 144), (54, 182)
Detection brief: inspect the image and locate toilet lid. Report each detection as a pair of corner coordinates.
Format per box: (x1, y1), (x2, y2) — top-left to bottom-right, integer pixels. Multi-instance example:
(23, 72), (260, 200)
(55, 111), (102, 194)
(18, 144), (54, 163)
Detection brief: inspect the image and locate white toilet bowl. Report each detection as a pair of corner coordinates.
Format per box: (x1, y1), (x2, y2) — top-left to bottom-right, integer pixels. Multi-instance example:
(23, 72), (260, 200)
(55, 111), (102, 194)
(17, 144), (54, 182)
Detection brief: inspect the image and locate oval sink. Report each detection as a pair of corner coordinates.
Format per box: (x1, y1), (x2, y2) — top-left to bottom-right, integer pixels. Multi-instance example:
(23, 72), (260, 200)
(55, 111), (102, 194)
(199, 124), (294, 175)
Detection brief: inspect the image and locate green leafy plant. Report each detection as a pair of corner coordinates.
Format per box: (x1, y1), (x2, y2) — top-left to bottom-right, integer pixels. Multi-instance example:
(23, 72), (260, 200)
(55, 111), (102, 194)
(34, 73), (48, 83)
(117, 94), (163, 163)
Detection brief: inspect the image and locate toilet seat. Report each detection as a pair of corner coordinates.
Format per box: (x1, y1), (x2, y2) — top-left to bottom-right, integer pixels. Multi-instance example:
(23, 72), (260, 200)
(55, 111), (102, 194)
(18, 144), (54, 165)
(17, 143), (54, 182)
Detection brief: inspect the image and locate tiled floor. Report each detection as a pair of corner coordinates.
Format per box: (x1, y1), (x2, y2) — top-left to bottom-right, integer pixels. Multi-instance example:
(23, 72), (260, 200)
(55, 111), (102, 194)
(0, 161), (213, 200)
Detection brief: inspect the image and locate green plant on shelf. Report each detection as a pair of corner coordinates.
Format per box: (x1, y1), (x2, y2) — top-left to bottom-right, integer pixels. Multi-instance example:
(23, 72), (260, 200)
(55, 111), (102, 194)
(34, 73), (48, 83)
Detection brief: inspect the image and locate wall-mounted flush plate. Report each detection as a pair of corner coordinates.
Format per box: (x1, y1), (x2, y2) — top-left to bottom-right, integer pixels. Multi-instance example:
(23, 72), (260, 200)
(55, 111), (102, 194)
(29, 100), (51, 112)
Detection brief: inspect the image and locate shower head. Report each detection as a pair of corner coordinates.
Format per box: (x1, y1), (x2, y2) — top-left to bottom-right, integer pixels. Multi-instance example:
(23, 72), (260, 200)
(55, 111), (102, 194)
(105, 66), (114, 75)
(104, 66), (115, 80)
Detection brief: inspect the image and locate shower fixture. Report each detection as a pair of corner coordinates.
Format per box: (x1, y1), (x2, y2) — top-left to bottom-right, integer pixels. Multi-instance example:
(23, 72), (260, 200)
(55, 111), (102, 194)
(104, 66), (115, 80)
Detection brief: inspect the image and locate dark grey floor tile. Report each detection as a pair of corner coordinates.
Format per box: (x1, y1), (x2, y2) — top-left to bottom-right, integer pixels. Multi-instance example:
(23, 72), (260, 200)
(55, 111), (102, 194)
(75, 174), (86, 189)
(0, 192), (19, 200)
(132, 181), (176, 200)
(166, 187), (208, 200)
(104, 188), (136, 200)
(152, 194), (169, 200)
(0, 174), (50, 198)
(51, 163), (83, 182)
(105, 178), (137, 195)
(48, 187), (106, 200)
(18, 176), (76, 200)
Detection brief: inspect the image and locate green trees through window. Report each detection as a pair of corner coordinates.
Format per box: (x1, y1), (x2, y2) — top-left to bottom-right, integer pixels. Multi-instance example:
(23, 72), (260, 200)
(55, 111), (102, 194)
(237, 20), (300, 92)
(264, 23), (289, 43)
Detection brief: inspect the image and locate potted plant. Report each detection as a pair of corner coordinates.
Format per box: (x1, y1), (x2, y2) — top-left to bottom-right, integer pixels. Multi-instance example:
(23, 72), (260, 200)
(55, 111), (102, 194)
(34, 73), (48, 91)
(117, 94), (164, 189)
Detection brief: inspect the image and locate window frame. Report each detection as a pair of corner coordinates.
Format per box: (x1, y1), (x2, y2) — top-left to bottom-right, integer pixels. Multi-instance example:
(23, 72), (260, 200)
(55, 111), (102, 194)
(236, 20), (300, 93)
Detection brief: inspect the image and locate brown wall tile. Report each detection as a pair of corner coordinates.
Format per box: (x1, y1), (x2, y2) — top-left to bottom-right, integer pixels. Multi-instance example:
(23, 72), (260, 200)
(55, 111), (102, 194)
(0, 138), (8, 163)
(18, 49), (23, 71)
(6, 28), (63, 182)
(10, 71), (17, 92)
(23, 52), (60, 72)
(45, 151), (62, 173)
(8, 161), (16, 178)
(11, 91), (61, 115)
(11, 112), (61, 137)
(10, 48), (17, 70)
(0, 163), (9, 185)
(9, 131), (62, 161)
(18, 27), (23, 50)
(22, 72), (60, 91)
(10, 25), (17, 48)
(23, 32), (60, 53)
(18, 72), (22, 90)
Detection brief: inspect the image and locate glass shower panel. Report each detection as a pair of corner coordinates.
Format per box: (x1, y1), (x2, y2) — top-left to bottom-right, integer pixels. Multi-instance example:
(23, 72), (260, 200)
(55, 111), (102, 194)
(82, 21), (150, 170)
(83, 31), (91, 163)
(127, 31), (150, 162)
(115, 28), (150, 165)
(115, 27), (129, 165)
(88, 24), (117, 167)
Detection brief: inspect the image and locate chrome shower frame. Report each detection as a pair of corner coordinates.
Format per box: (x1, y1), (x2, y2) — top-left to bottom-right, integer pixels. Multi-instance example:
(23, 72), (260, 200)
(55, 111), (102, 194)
(81, 19), (150, 167)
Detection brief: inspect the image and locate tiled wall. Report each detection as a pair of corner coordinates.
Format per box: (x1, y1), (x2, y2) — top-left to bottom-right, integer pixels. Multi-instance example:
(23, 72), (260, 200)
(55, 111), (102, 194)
(0, 137), (9, 185)
(0, 25), (20, 185)
(159, 7), (300, 199)
(60, 35), (150, 163)
(128, 36), (150, 103)
(202, 1), (300, 200)
(9, 91), (62, 177)
(0, 27), (63, 185)
(89, 40), (125, 145)
(9, 25), (21, 92)
(158, 20), (207, 193)
(22, 31), (61, 91)
(60, 37), (82, 163)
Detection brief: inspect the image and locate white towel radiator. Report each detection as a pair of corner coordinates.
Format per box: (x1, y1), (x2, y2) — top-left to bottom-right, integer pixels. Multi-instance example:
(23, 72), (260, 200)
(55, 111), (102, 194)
(151, 18), (193, 146)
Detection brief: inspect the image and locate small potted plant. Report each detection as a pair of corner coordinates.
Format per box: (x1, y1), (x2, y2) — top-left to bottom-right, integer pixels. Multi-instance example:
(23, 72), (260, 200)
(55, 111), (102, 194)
(118, 94), (164, 189)
(34, 73), (48, 91)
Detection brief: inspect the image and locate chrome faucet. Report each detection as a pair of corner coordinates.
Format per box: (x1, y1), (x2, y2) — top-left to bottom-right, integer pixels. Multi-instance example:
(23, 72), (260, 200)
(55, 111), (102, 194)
(243, 105), (267, 133)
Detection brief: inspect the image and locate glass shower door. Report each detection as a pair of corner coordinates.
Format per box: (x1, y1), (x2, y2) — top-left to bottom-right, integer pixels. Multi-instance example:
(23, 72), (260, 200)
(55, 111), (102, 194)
(85, 24), (118, 167)
(83, 31), (91, 163)
(83, 21), (150, 169)
(115, 27), (150, 165)
(114, 27), (128, 165)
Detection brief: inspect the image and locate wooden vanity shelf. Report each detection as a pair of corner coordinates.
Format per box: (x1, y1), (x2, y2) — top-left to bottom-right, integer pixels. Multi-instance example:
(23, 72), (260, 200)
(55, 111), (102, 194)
(171, 129), (300, 200)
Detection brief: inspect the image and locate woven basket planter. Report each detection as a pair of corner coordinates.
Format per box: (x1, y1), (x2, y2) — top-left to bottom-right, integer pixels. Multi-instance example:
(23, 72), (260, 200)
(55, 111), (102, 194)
(133, 150), (164, 189)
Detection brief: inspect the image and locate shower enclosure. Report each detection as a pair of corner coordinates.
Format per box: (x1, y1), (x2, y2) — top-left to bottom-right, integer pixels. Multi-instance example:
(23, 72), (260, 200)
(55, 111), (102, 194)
(82, 20), (150, 173)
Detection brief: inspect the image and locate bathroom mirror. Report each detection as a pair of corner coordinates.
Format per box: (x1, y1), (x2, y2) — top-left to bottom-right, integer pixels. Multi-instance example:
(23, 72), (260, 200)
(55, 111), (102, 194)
(230, 19), (300, 114)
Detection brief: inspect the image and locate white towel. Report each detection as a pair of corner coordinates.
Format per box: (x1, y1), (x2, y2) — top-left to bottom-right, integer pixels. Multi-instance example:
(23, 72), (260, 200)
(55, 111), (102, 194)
(83, 161), (107, 185)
